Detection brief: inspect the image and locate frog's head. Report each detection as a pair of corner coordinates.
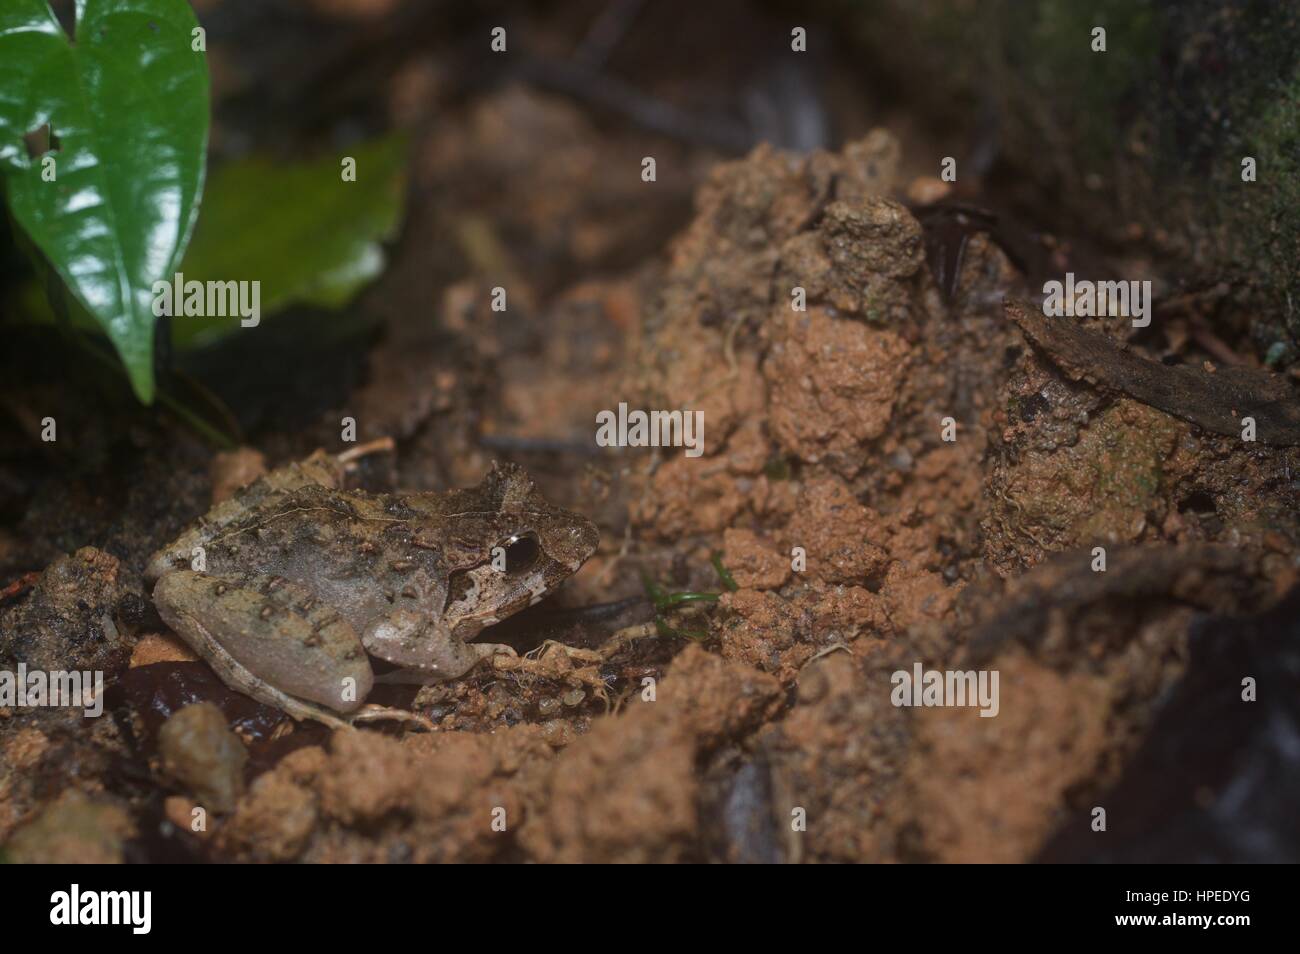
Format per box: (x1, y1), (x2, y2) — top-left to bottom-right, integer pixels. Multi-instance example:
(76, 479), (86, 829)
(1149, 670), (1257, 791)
(434, 462), (599, 640)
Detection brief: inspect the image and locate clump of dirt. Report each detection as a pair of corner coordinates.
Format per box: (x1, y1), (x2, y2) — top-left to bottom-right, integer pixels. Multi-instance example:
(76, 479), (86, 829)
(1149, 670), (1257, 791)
(984, 398), (1188, 571)
(753, 650), (910, 863)
(0, 547), (134, 677)
(203, 645), (779, 863)
(517, 645), (782, 863)
(4, 789), (135, 864)
(896, 650), (1116, 863)
(627, 130), (992, 685)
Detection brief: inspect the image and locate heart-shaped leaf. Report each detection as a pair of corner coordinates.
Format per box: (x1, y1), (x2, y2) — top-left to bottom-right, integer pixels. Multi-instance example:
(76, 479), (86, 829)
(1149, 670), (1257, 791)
(0, 0), (209, 403)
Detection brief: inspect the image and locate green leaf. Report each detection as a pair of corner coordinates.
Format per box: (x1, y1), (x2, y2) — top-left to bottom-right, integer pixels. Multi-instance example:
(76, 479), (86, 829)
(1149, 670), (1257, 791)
(169, 134), (409, 350)
(0, 0), (209, 403)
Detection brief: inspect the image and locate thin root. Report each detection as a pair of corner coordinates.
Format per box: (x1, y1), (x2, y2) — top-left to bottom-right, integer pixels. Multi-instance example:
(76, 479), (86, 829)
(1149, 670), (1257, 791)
(337, 437), (396, 466)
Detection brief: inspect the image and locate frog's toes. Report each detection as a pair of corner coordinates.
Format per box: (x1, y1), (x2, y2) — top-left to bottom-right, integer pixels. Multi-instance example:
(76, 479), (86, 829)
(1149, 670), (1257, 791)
(473, 641), (518, 659)
(349, 704), (436, 731)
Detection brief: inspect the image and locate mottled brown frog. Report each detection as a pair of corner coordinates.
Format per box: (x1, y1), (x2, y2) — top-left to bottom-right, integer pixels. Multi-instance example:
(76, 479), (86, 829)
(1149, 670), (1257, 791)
(144, 451), (599, 728)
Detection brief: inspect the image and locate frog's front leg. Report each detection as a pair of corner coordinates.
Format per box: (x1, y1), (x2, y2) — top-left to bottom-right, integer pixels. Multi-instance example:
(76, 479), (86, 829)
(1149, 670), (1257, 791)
(362, 614), (516, 684)
(153, 571), (375, 729)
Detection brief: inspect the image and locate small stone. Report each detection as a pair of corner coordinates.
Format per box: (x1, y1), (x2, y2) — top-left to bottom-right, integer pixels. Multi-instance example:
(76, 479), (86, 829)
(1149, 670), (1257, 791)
(158, 702), (249, 814)
(540, 719), (575, 747)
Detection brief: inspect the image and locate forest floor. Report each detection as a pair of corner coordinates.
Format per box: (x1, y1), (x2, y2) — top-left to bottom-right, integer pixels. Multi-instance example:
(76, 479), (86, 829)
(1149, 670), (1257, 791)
(2, 0), (1298, 863)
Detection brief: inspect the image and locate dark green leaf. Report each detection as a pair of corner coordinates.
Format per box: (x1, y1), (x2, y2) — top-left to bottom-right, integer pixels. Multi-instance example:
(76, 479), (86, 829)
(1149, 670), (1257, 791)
(0, 0), (210, 403)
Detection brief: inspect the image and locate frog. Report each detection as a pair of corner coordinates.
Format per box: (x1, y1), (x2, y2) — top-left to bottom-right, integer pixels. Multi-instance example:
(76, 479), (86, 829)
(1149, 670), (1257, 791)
(143, 450), (599, 729)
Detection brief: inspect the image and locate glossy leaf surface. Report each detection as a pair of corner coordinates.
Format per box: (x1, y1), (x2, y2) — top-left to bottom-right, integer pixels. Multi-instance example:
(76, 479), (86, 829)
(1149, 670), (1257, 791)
(0, 0), (209, 402)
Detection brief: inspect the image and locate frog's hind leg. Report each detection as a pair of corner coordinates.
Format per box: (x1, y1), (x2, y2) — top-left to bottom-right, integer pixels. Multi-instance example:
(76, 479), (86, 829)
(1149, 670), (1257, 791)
(173, 614), (354, 731)
(152, 571), (376, 730)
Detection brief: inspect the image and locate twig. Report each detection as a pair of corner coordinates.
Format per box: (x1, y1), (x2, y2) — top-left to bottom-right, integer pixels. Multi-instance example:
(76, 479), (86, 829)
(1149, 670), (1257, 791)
(336, 437), (395, 465)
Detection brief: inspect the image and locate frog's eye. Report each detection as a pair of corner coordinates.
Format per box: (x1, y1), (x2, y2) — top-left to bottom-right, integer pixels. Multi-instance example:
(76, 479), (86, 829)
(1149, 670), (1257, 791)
(500, 533), (540, 575)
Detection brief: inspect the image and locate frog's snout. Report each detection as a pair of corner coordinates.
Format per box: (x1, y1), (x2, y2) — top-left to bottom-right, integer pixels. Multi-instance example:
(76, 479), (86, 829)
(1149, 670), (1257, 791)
(544, 514), (599, 572)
